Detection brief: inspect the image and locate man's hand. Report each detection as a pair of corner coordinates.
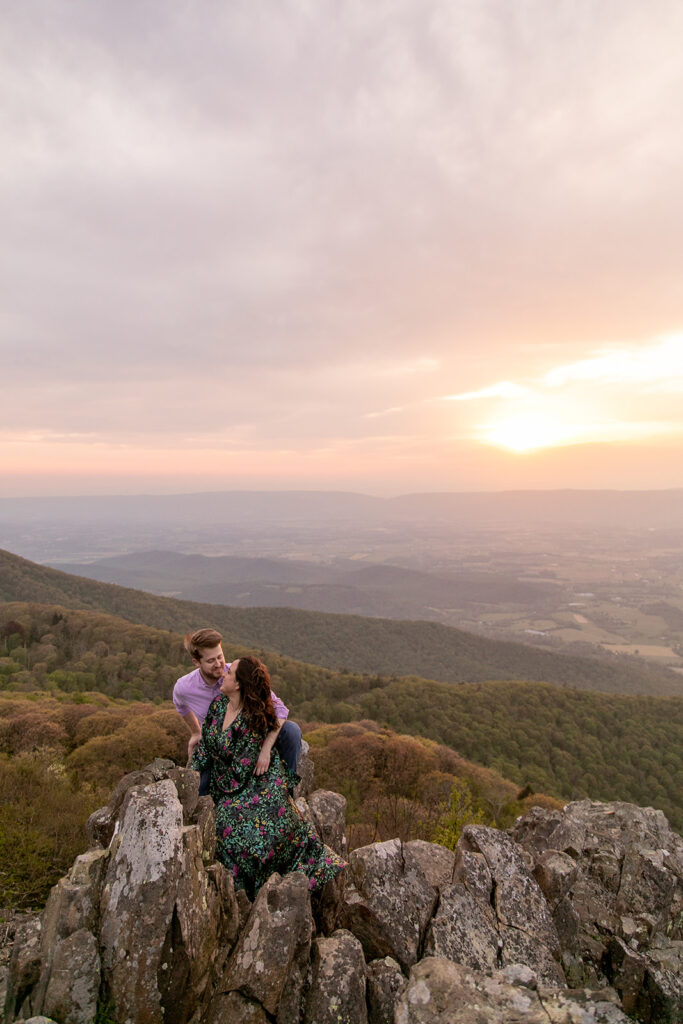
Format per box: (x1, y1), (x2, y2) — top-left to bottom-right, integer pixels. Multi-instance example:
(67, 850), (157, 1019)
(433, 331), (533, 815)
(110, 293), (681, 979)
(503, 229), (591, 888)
(187, 733), (201, 760)
(255, 749), (271, 776)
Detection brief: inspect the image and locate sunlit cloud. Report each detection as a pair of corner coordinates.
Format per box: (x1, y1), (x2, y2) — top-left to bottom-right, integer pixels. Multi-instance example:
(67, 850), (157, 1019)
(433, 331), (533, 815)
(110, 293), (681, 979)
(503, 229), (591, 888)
(445, 381), (530, 402)
(449, 335), (683, 454)
(542, 335), (683, 388)
(477, 416), (678, 454)
(363, 406), (407, 419)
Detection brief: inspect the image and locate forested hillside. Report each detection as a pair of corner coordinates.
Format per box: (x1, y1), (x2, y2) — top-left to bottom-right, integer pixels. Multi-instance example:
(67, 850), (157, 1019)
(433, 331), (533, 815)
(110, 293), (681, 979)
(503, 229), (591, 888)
(0, 685), (561, 908)
(1, 601), (681, 833)
(1, 548), (680, 696)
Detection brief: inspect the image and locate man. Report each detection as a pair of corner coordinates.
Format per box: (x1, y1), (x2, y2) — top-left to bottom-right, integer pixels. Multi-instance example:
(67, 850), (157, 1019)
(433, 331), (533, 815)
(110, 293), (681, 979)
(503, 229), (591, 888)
(173, 627), (302, 792)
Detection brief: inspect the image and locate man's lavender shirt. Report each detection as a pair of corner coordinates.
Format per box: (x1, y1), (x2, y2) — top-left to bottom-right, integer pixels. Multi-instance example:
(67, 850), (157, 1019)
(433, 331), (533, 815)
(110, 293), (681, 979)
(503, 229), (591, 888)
(172, 667), (289, 725)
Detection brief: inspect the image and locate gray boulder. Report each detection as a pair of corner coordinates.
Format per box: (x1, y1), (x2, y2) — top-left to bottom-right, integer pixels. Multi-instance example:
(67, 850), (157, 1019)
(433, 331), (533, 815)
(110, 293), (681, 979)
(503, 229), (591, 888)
(341, 838), (452, 970)
(98, 779), (185, 1023)
(85, 768), (156, 847)
(293, 739), (315, 798)
(202, 990), (267, 1024)
(98, 778), (238, 1024)
(512, 799), (683, 1020)
(213, 871), (313, 1020)
(303, 928), (367, 1024)
(425, 825), (564, 984)
(41, 929), (100, 1024)
(3, 917), (42, 1022)
(366, 956), (405, 1024)
(297, 788), (348, 859)
(395, 957), (632, 1023)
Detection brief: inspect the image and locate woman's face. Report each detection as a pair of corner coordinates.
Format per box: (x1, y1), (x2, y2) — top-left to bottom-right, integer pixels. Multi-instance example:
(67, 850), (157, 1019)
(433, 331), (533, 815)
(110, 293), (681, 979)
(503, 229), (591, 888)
(220, 659), (240, 697)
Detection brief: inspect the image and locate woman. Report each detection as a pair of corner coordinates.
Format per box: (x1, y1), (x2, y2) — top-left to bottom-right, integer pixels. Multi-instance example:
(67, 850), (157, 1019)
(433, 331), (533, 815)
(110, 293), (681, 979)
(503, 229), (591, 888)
(190, 655), (346, 899)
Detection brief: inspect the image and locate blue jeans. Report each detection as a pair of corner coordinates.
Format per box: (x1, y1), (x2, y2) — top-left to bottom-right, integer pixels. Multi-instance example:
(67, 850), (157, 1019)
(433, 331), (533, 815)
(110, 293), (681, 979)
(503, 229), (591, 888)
(198, 719), (302, 796)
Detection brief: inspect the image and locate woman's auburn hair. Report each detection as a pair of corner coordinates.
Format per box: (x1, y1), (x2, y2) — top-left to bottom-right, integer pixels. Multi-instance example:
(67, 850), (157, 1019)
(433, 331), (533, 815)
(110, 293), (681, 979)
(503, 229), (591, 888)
(234, 656), (278, 735)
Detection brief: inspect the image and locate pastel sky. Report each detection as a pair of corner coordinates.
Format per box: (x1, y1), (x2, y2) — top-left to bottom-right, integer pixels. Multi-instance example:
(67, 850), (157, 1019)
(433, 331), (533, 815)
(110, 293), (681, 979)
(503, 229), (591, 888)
(2, 0), (683, 496)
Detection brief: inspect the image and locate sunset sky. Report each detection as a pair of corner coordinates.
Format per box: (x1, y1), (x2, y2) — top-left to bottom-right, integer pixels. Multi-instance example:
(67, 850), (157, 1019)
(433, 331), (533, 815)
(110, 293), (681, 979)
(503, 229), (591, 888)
(2, 1), (683, 496)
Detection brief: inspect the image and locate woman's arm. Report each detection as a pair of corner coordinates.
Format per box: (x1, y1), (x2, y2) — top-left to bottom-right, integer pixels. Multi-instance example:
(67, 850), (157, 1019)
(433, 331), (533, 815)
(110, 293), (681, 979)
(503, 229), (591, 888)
(254, 718), (283, 776)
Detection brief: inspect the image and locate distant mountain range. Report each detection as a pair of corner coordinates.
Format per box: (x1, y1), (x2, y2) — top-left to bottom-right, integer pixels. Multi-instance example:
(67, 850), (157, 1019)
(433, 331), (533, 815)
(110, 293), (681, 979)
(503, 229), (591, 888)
(2, 487), (683, 528)
(50, 549), (561, 619)
(1, 546), (680, 697)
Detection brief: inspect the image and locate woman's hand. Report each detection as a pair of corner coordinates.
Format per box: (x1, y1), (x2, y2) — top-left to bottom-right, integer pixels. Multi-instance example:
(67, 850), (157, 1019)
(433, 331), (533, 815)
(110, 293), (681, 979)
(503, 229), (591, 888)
(255, 749), (271, 775)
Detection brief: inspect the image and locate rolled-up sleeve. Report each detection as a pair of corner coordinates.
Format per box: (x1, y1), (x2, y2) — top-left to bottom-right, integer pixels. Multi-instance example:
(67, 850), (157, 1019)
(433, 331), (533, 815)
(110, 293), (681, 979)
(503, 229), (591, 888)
(270, 689), (289, 720)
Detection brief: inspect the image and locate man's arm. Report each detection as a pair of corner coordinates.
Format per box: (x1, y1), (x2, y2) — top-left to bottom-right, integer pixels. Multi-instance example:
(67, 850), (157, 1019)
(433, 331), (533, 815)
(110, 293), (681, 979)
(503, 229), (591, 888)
(181, 710), (203, 761)
(270, 689), (289, 720)
(255, 717), (283, 776)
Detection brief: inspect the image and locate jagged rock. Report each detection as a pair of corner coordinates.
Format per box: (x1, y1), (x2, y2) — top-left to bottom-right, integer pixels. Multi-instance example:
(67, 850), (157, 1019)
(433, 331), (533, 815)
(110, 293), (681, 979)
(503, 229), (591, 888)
(425, 826), (564, 984)
(499, 963), (537, 988)
(85, 768), (156, 847)
(606, 934), (683, 1024)
(302, 928), (367, 1024)
(366, 956), (405, 1024)
(532, 849), (578, 904)
(395, 957), (546, 1023)
(41, 929), (99, 1024)
(213, 871), (313, 1019)
(194, 794), (217, 862)
(3, 917), (42, 1022)
(536, 983), (632, 1024)
(166, 766), (200, 821)
(293, 790), (349, 933)
(511, 799), (683, 1019)
(7, 751), (683, 1024)
(311, 869), (347, 937)
(144, 756), (178, 778)
(160, 828), (239, 1024)
(424, 875), (500, 972)
(20, 849), (108, 1019)
(395, 957), (632, 1023)
(341, 838), (446, 971)
(97, 778), (238, 1024)
(301, 789), (348, 858)
(293, 739), (314, 799)
(202, 990), (267, 1023)
(404, 840), (456, 888)
(98, 779), (185, 1022)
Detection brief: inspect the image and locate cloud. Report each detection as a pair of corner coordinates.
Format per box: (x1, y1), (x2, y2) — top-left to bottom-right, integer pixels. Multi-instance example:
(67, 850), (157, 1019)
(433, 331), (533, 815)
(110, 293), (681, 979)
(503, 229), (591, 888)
(445, 381), (530, 402)
(455, 335), (683, 452)
(542, 335), (683, 388)
(2, 2), (683, 491)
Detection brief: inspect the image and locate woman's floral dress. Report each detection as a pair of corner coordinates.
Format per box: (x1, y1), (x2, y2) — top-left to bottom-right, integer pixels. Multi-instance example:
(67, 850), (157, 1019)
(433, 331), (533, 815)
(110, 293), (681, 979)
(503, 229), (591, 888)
(190, 694), (346, 899)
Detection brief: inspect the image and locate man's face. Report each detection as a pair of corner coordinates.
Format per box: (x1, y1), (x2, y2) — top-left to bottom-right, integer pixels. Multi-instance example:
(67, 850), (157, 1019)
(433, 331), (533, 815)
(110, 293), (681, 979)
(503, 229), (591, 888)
(193, 644), (226, 683)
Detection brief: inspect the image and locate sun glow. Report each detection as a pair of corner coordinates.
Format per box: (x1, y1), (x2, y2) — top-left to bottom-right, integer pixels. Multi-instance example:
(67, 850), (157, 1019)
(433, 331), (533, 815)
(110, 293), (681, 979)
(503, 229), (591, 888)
(477, 414), (583, 453)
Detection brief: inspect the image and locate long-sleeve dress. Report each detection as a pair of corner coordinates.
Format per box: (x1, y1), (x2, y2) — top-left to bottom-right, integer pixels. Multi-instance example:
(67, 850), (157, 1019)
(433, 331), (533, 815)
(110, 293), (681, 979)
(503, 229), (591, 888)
(190, 694), (346, 899)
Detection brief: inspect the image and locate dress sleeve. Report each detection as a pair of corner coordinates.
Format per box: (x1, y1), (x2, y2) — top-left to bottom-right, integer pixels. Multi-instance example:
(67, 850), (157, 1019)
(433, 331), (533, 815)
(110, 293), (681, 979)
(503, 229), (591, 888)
(189, 699), (217, 771)
(190, 736), (210, 771)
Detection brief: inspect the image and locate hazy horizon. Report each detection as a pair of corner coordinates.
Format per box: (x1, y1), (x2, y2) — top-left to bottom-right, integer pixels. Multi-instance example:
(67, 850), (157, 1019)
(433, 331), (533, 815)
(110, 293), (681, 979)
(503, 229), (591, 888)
(2, 483), (683, 501)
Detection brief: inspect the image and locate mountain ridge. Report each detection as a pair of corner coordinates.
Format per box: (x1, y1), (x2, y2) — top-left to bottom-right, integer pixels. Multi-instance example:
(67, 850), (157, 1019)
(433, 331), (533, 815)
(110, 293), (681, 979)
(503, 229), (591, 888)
(1, 546), (681, 697)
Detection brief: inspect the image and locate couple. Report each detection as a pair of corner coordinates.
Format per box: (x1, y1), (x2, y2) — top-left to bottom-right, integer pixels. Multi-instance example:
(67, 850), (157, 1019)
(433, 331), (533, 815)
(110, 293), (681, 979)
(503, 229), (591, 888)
(173, 628), (345, 900)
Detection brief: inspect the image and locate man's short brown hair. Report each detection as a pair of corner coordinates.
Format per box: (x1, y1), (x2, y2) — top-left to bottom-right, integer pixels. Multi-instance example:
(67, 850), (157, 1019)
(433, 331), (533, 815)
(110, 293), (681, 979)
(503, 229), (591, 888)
(184, 628), (223, 661)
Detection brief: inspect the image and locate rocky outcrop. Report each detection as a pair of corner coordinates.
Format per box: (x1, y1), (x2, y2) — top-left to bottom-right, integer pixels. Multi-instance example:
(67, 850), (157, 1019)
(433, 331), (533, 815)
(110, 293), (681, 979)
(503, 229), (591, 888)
(4, 751), (682, 1024)
(423, 825), (565, 984)
(511, 800), (683, 1022)
(395, 957), (632, 1023)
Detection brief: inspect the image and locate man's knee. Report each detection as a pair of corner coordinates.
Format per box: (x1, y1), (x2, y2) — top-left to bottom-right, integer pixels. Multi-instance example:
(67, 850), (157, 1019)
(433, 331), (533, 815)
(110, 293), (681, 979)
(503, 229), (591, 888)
(277, 720), (302, 773)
